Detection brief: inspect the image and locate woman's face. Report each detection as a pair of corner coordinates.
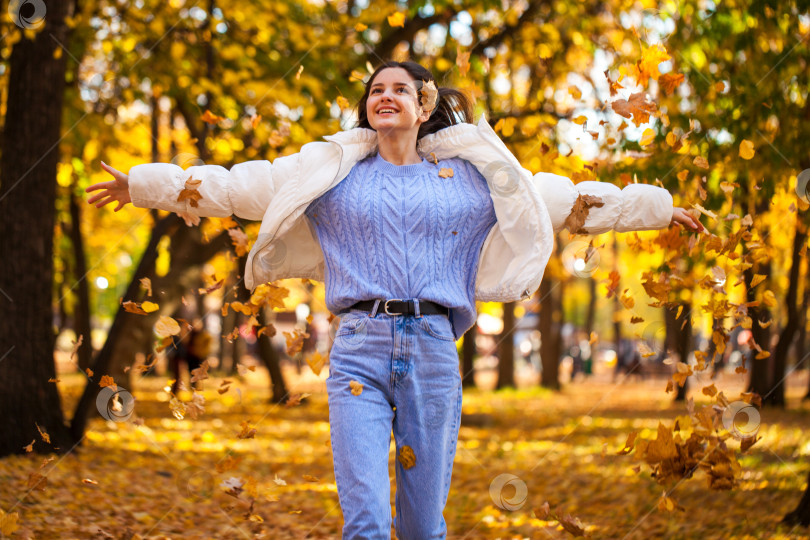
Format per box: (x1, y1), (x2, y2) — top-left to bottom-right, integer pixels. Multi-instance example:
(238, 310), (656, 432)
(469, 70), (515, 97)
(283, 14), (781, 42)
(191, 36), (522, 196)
(365, 67), (430, 135)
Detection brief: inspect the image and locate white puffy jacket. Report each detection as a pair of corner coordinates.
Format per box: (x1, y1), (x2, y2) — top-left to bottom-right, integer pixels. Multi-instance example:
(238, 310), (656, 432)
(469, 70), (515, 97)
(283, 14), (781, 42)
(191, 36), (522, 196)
(128, 116), (673, 302)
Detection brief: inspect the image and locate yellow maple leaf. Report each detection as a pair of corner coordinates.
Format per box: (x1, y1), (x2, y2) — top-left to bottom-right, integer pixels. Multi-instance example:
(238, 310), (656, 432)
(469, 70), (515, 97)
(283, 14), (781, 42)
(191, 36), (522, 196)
(693, 156), (710, 169)
(387, 12), (405, 27)
(354, 22), (368, 32)
(739, 139), (755, 160)
(638, 44), (671, 85)
(154, 316), (181, 338)
(438, 167), (454, 178)
(335, 95), (350, 110)
(306, 351), (327, 376)
(640, 128), (656, 146)
(456, 47), (470, 77)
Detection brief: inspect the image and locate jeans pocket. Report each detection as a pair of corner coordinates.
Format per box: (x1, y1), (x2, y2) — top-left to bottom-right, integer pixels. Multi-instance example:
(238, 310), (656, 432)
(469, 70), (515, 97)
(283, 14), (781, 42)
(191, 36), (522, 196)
(419, 315), (455, 341)
(335, 312), (367, 337)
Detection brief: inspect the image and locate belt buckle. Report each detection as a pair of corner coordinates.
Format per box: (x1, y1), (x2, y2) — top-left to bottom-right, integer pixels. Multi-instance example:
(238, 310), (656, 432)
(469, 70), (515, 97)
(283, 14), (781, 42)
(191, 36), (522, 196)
(384, 298), (405, 316)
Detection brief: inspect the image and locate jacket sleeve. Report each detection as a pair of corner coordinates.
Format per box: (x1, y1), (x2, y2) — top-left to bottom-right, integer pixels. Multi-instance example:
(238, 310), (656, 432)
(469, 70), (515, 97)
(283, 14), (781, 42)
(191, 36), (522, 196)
(127, 155), (298, 221)
(531, 172), (674, 234)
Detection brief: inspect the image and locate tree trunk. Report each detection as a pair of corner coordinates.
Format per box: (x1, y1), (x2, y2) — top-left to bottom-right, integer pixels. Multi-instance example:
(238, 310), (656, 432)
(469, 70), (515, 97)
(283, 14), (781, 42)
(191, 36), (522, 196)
(666, 302), (692, 401)
(68, 192), (93, 371)
(256, 308), (290, 403)
(585, 276), (596, 337)
(766, 218), (807, 407)
(0, 0), (76, 456)
(539, 279), (560, 390)
(461, 321), (477, 388)
(496, 301), (516, 389)
(783, 469), (810, 526)
(745, 263), (773, 399)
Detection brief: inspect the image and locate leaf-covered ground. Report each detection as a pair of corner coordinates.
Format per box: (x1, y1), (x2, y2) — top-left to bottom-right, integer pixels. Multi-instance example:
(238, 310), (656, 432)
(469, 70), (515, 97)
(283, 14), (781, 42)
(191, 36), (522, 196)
(1, 366), (809, 539)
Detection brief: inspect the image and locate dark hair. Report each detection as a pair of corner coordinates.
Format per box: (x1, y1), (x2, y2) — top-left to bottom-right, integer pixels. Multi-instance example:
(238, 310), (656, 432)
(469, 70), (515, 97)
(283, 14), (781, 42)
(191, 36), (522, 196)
(356, 60), (474, 139)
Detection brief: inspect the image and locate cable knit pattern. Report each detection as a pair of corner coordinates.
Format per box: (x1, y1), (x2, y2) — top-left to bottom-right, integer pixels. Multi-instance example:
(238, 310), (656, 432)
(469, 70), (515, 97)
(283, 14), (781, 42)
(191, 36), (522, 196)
(304, 152), (497, 340)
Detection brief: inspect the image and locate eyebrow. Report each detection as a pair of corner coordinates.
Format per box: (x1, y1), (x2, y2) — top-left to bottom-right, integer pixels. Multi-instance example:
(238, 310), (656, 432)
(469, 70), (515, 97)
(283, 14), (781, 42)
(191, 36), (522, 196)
(370, 81), (412, 88)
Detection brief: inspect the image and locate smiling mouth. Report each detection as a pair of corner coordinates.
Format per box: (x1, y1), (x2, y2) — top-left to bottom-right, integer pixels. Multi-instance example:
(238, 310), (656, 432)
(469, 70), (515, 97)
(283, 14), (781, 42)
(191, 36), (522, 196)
(377, 108), (398, 115)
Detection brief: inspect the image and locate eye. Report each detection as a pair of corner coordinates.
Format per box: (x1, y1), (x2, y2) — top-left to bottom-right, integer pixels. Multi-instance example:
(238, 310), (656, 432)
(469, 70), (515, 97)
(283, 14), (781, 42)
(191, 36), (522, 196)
(371, 88), (381, 94)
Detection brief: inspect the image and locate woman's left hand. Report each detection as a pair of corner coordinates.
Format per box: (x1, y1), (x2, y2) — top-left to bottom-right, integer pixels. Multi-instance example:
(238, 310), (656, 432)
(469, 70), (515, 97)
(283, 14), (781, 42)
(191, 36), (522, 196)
(670, 207), (704, 232)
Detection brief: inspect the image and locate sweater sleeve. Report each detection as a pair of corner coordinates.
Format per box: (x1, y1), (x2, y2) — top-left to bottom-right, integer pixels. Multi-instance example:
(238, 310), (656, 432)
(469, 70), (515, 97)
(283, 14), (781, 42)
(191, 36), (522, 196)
(128, 154), (299, 221)
(531, 172), (674, 234)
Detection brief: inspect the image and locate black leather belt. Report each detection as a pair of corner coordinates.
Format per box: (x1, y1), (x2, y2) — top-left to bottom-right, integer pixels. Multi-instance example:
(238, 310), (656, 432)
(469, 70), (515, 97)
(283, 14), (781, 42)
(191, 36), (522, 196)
(348, 299), (449, 317)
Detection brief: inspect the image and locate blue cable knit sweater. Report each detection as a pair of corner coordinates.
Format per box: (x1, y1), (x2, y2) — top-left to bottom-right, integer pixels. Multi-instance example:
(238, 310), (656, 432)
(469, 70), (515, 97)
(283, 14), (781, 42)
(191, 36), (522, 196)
(304, 151), (498, 340)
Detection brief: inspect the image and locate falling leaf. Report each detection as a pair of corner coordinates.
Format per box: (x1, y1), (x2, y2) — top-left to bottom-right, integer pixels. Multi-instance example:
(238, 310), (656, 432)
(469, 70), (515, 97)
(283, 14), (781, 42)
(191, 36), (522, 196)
(611, 91), (657, 127)
(397, 445), (416, 469)
(640, 128), (656, 146)
(237, 421), (257, 439)
(456, 47), (471, 77)
(306, 351), (327, 376)
(284, 328), (310, 356)
(98, 375), (116, 391)
(387, 11), (405, 27)
(274, 474), (286, 486)
(228, 228), (250, 257)
(617, 430), (638, 455)
(568, 85), (582, 99)
(659, 72), (684, 95)
(739, 139), (755, 160)
(573, 115), (588, 125)
(190, 360), (210, 384)
(200, 109), (224, 124)
(154, 316), (181, 338)
(335, 95), (350, 110)
(23, 440), (35, 453)
(438, 167), (454, 178)
(589, 332), (598, 345)
(702, 384), (717, 397)
(140, 277), (152, 296)
(354, 22), (367, 32)
(36, 423), (51, 444)
(693, 156), (710, 169)
(349, 380), (364, 396)
(638, 44), (671, 85)
(85, 368), (94, 378)
(604, 69), (623, 96)
(82, 478), (98, 485)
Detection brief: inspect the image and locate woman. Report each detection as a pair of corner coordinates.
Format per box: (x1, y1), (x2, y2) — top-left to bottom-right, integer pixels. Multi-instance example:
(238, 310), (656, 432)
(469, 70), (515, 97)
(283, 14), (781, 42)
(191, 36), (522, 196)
(87, 60), (702, 538)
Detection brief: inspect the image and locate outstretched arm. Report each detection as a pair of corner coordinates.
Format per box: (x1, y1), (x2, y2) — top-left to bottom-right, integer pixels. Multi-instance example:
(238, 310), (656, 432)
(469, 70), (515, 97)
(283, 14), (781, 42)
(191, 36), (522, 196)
(86, 157), (292, 221)
(86, 161), (131, 211)
(532, 172), (704, 234)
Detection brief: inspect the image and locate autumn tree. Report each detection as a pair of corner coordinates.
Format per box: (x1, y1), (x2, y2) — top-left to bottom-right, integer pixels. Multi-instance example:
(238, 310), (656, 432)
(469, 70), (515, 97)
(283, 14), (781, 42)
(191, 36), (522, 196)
(0, 0), (77, 456)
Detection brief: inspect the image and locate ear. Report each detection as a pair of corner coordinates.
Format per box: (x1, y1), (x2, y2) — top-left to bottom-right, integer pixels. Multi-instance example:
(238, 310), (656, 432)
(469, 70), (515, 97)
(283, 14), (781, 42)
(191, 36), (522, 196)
(417, 107), (431, 124)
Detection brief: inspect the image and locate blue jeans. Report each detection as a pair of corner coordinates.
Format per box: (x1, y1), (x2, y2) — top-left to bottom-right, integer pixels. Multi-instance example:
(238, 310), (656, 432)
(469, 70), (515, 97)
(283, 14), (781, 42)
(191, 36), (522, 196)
(326, 302), (463, 539)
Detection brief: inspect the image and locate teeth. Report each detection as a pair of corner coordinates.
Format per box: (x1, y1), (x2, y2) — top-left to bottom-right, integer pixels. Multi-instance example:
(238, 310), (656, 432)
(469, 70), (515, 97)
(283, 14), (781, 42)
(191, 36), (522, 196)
(378, 109), (396, 113)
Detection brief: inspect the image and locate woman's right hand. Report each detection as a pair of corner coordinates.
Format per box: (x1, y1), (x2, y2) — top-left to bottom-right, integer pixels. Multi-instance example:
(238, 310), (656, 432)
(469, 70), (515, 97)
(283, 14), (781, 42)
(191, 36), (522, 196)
(86, 161), (131, 211)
